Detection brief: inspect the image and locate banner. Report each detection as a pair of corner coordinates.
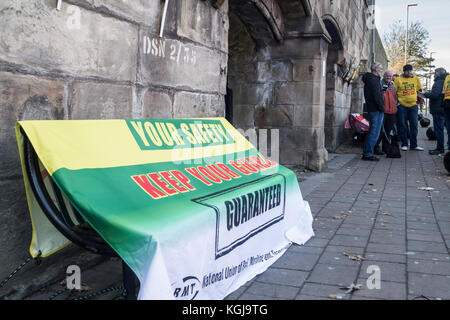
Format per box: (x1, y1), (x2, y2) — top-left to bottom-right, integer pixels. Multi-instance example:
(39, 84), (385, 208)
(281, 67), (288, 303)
(16, 118), (314, 300)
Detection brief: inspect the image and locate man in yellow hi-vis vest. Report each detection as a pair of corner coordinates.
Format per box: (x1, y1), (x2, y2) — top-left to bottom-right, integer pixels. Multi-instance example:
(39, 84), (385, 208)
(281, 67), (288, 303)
(393, 64), (424, 151)
(444, 74), (450, 102)
(443, 73), (450, 150)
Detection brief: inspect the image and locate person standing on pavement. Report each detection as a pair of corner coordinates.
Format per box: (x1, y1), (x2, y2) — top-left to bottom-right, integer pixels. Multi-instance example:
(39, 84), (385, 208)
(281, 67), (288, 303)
(374, 70), (397, 155)
(424, 68), (448, 155)
(362, 62), (385, 161)
(443, 73), (450, 151)
(394, 64), (424, 151)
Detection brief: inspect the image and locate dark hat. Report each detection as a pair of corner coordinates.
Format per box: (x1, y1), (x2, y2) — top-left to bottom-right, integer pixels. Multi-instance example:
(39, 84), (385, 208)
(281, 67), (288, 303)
(403, 64), (413, 72)
(426, 127), (437, 140)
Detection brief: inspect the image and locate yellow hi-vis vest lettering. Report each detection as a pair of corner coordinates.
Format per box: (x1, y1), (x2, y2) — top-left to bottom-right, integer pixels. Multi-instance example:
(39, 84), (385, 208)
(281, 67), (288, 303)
(444, 75), (450, 101)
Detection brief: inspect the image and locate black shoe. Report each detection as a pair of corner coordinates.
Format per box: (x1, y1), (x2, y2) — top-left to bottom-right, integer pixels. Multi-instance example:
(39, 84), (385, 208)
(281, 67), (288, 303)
(429, 149), (444, 155)
(374, 149), (385, 155)
(362, 156), (380, 161)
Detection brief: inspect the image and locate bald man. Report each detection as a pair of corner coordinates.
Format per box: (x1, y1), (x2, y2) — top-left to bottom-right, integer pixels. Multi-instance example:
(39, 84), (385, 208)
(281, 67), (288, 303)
(374, 70), (399, 156)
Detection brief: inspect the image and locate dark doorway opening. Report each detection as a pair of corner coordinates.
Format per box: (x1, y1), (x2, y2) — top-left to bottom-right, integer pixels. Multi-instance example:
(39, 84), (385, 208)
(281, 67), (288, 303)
(225, 87), (233, 122)
(323, 18), (344, 152)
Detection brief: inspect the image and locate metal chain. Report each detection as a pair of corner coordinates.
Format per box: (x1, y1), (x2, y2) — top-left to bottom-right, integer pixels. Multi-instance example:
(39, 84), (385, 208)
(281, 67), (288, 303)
(72, 285), (126, 301)
(0, 251), (41, 291)
(2, 250), (127, 300)
(48, 285), (126, 300)
(113, 292), (127, 300)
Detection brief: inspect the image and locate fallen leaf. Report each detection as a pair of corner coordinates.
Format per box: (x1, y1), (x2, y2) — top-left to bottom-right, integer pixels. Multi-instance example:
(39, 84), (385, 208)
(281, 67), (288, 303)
(343, 252), (365, 262)
(333, 216), (344, 220)
(381, 223), (387, 227)
(340, 283), (362, 294)
(418, 187), (435, 191)
(328, 294), (343, 300)
(77, 284), (91, 292)
(344, 211), (352, 215)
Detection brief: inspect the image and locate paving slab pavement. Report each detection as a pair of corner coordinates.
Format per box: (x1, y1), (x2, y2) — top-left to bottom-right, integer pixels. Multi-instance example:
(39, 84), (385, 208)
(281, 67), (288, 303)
(230, 126), (450, 301)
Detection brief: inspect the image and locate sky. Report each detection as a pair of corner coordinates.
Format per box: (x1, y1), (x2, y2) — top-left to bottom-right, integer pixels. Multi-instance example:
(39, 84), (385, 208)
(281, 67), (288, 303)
(375, 0), (450, 74)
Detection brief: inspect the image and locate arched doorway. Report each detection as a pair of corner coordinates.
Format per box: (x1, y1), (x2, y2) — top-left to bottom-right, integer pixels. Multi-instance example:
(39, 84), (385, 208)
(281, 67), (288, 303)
(323, 17), (345, 152)
(226, 0), (284, 130)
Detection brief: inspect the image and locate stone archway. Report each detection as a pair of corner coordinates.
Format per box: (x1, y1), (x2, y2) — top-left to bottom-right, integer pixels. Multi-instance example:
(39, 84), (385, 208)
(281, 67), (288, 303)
(226, 0), (286, 155)
(226, 0), (285, 129)
(225, 1), (283, 169)
(229, 0), (284, 46)
(323, 15), (346, 152)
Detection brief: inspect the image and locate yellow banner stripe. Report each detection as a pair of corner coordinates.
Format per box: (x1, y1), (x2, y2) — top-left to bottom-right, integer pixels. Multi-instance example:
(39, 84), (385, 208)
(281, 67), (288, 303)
(16, 119), (254, 175)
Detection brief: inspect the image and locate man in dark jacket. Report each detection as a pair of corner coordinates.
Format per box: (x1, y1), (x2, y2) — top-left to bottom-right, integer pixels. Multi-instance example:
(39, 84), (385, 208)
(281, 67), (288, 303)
(424, 68), (448, 155)
(362, 62), (385, 161)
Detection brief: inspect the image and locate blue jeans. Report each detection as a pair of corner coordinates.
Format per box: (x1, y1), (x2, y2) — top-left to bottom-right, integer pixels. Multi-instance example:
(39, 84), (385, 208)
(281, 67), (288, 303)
(395, 110), (409, 139)
(363, 111), (384, 157)
(432, 113), (445, 150)
(398, 104), (418, 148)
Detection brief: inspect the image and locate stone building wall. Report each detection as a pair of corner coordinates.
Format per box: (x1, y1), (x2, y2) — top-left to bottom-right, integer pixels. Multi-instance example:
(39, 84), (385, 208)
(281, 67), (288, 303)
(0, 0), (386, 298)
(374, 28), (389, 70)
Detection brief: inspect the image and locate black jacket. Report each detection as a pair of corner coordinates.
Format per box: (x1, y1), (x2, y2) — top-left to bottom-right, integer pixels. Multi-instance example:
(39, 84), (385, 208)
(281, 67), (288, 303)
(424, 73), (447, 114)
(362, 72), (384, 113)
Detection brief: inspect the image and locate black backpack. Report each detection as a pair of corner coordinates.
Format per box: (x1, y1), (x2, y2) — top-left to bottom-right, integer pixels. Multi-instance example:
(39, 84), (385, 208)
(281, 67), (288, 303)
(426, 127), (437, 141)
(385, 140), (401, 158)
(382, 127), (401, 158)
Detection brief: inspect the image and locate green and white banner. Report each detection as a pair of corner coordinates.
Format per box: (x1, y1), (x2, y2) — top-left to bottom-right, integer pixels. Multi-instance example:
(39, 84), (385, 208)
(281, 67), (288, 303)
(16, 118), (314, 300)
